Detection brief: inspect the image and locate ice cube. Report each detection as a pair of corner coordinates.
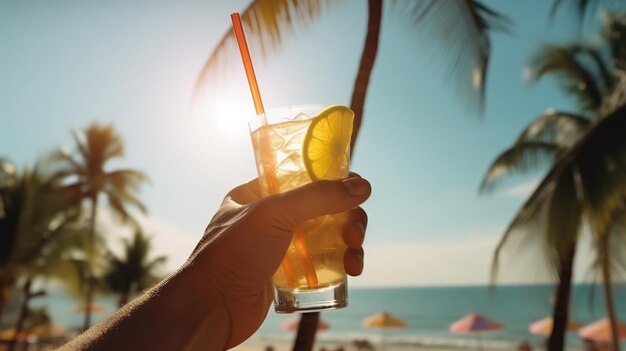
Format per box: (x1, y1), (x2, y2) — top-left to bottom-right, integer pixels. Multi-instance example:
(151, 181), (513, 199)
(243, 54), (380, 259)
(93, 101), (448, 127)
(293, 112), (310, 120)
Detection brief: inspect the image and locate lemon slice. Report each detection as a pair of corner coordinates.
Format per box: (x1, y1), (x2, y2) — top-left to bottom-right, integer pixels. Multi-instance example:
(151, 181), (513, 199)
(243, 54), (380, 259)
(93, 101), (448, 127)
(302, 105), (354, 181)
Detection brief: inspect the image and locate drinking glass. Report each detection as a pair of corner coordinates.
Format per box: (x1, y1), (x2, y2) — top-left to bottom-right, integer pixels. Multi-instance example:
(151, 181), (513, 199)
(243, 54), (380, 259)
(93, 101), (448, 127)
(249, 105), (352, 313)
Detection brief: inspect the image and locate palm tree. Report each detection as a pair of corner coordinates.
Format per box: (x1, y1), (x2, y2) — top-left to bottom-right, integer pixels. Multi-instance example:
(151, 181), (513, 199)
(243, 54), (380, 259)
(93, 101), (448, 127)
(0, 158), (18, 316)
(47, 123), (149, 330)
(194, 0), (509, 155)
(0, 162), (82, 351)
(104, 230), (167, 307)
(482, 13), (626, 351)
(194, 1), (508, 349)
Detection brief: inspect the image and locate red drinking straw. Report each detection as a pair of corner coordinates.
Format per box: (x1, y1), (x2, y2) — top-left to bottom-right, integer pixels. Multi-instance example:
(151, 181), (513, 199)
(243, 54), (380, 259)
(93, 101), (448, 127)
(231, 13), (265, 117)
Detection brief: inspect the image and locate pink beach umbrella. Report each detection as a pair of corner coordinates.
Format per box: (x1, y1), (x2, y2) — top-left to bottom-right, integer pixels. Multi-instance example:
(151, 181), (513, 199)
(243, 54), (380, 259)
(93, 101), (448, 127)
(449, 313), (503, 333)
(578, 318), (626, 342)
(450, 313), (503, 351)
(529, 316), (581, 336)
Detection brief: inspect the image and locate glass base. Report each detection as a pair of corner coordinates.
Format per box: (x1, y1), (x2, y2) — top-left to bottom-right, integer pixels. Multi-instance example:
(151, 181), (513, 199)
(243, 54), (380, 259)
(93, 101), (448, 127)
(273, 279), (347, 313)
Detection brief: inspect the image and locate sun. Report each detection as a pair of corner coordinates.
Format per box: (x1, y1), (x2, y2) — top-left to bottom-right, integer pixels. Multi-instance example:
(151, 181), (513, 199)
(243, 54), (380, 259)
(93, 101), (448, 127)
(213, 100), (251, 135)
(193, 93), (254, 136)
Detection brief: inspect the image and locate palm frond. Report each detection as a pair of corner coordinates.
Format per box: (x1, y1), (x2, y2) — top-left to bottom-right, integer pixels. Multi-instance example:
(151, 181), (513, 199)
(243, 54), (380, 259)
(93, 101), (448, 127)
(85, 124), (124, 168)
(0, 158), (16, 187)
(574, 108), (626, 236)
(480, 141), (561, 192)
(104, 230), (166, 298)
(193, 0), (336, 104)
(396, 0), (510, 112)
(550, 0), (626, 22)
(601, 12), (626, 70)
(42, 149), (84, 181)
(107, 170), (150, 192)
(600, 69), (626, 118)
(490, 192), (558, 284)
(516, 110), (591, 147)
(492, 102), (626, 283)
(492, 164), (565, 270)
(70, 129), (91, 167)
(145, 256), (167, 271)
(529, 44), (607, 113)
(105, 193), (136, 227)
(577, 44), (615, 93)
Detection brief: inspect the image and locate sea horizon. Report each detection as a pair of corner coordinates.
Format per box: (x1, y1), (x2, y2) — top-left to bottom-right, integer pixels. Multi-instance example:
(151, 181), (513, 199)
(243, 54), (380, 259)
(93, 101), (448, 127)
(4, 283), (619, 350)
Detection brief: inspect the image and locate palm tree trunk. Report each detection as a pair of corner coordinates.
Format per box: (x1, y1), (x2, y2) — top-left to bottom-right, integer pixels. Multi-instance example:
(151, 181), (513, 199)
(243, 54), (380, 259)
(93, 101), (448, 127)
(289, 1), (384, 349)
(0, 276), (12, 315)
(7, 278), (31, 351)
(601, 246), (621, 351)
(83, 195), (98, 331)
(547, 242), (576, 351)
(289, 2), (384, 349)
(0, 275), (15, 324)
(292, 312), (319, 351)
(349, 0), (383, 157)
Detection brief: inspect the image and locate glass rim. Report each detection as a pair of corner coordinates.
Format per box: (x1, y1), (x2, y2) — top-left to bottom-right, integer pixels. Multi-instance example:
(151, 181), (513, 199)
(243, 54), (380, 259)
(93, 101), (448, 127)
(248, 104), (329, 132)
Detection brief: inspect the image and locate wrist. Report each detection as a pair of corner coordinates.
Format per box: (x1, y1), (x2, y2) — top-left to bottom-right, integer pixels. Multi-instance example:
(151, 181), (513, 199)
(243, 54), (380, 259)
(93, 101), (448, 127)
(165, 263), (232, 350)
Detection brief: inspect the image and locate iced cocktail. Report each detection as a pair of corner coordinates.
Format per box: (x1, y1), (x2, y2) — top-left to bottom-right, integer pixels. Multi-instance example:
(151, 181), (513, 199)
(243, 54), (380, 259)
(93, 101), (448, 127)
(249, 105), (354, 313)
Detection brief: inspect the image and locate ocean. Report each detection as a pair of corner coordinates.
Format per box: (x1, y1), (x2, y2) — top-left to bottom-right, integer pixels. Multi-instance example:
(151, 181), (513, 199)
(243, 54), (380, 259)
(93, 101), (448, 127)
(31, 284), (626, 349)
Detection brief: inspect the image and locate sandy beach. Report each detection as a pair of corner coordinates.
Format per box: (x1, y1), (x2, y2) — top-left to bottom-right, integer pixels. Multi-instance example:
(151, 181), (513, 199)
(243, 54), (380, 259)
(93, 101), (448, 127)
(233, 336), (528, 351)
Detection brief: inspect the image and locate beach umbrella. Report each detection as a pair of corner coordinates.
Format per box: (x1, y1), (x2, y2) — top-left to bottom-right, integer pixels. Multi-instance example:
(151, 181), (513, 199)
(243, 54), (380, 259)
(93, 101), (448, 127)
(529, 316), (581, 336)
(362, 311), (407, 329)
(280, 317), (330, 332)
(361, 312), (406, 351)
(449, 313), (503, 350)
(449, 313), (503, 333)
(578, 318), (626, 342)
(30, 323), (67, 338)
(0, 328), (31, 341)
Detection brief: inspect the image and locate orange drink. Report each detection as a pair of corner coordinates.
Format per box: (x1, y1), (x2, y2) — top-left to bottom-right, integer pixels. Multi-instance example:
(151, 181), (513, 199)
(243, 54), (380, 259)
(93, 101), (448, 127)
(249, 105), (354, 312)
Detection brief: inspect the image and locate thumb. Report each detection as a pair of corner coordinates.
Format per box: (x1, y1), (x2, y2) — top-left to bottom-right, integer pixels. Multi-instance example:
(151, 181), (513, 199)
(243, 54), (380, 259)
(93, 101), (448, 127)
(256, 177), (371, 228)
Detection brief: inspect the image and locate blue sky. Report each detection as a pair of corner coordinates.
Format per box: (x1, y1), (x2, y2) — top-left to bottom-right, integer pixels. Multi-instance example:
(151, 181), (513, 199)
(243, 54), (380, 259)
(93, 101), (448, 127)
(0, 1), (605, 286)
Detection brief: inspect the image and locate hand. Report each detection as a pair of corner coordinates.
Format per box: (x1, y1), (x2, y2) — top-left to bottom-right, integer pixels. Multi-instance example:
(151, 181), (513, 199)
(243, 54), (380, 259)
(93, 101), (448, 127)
(187, 175), (371, 348)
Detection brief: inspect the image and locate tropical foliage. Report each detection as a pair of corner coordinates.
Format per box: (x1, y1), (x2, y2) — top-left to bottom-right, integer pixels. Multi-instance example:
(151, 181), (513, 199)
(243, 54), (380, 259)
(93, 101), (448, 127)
(0, 161), (81, 351)
(194, 1), (509, 348)
(194, 0), (509, 154)
(104, 230), (167, 307)
(46, 123), (149, 330)
(482, 11), (626, 351)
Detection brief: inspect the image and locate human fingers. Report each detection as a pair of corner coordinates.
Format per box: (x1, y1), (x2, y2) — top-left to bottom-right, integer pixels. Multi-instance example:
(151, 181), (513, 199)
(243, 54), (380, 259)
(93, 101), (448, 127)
(343, 206), (366, 276)
(256, 177), (371, 228)
(228, 178), (262, 204)
(342, 207), (367, 249)
(344, 247), (364, 276)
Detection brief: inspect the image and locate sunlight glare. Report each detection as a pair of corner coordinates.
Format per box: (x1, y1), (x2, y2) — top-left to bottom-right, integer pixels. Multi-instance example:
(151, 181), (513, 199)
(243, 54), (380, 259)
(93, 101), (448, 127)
(212, 99), (251, 135)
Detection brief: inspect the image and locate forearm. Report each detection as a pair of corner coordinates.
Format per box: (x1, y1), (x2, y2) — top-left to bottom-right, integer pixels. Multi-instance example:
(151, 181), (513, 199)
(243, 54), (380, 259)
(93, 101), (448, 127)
(59, 265), (231, 351)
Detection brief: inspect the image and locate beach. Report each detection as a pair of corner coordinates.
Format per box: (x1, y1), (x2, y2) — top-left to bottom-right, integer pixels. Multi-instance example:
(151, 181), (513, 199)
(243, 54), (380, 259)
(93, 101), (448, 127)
(234, 336), (527, 351)
(3, 284), (624, 350)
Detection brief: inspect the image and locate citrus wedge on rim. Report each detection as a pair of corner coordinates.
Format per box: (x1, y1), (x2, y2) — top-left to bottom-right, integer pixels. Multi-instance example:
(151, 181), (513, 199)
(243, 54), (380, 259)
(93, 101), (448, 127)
(302, 105), (354, 181)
